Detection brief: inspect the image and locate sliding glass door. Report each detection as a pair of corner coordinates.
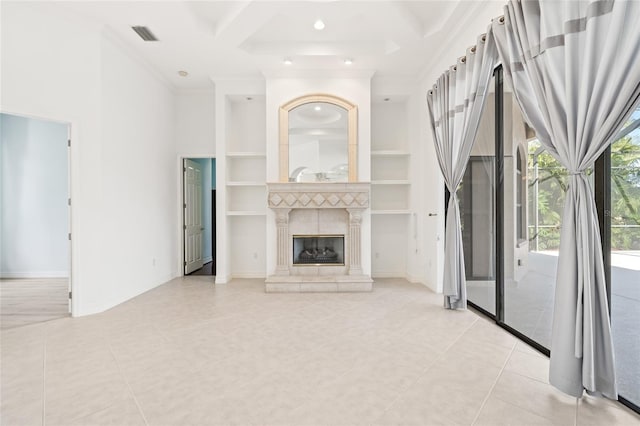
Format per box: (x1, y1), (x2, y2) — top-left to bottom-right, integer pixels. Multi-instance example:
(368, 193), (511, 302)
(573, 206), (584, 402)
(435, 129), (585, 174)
(609, 111), (640, 408)
(460, 76), (497, 315)
(458, 65), (640, 412)
(501, 104), (560, 349)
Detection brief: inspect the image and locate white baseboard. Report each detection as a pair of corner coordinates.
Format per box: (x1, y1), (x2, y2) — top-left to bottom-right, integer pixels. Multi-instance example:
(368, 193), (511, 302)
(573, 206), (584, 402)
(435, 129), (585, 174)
(215, 275), (230, 284)
(405, 274), (425, 285)
(74, 272), (177, 317)
(371, 272), (439, 293)
(421, 280), (439, 293)
(0, 271), (69, 279)
(230, 273), (266, 280)
(371, 272), (405, 279)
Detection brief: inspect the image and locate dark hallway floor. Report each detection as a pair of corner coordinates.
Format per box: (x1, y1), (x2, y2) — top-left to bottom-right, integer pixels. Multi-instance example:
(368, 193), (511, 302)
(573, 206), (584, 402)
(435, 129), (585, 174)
(188, 261), (214, 276)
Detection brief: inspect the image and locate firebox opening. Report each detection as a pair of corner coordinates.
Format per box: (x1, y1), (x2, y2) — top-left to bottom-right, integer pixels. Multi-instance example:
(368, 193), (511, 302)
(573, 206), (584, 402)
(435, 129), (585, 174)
(293, 235), (345, 266)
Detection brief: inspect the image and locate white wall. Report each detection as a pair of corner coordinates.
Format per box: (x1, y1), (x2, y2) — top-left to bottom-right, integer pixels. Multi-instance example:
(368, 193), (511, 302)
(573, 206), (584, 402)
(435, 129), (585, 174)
(175, 91), (215, 156)
(510, 97), (529, 283)
(175, 91), (216, 274)
(96, 34), (177, 311)
(0, 114), (69, 277)
(265, 76), (373, 277)
(1, 2), (178, 315)
(2, 2), (103, 315)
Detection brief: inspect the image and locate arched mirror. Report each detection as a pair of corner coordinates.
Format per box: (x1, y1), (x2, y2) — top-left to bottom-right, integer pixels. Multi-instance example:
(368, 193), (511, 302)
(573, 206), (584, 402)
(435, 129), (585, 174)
(279, 94), (357, 182)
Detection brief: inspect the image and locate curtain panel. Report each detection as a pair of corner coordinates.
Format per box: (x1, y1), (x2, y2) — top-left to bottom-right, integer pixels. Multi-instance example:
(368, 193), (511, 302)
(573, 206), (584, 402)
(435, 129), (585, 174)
(491, 0), (640, 399)
(427, 34), (498, 310)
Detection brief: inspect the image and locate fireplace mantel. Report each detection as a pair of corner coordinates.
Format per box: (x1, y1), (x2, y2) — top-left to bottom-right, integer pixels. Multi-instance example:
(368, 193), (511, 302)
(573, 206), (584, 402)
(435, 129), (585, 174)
(267, 182), (370, 210)
(265, 182), (372, 292)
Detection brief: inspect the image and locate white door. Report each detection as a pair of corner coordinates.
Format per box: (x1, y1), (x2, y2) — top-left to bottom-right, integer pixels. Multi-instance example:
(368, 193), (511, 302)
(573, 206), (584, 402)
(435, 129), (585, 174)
(184, 159), (204, 274)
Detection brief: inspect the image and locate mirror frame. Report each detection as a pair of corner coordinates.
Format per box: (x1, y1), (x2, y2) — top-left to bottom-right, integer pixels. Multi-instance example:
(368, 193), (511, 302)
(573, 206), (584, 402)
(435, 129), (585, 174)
(279, 93), (358, 182)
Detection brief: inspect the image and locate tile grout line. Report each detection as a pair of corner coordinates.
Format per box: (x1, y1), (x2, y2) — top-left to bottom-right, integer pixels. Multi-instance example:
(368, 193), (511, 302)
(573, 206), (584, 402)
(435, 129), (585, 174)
(470, 341), (517, 426)
(372, 314), (481, 424)
(108, 344), (149, 426)
(441, 315), (480, 354)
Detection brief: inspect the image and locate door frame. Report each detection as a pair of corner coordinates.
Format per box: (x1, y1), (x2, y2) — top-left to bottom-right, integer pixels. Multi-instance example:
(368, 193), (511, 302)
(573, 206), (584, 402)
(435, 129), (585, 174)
(1, 108), (76, 315)
(177, 155), (216, 276)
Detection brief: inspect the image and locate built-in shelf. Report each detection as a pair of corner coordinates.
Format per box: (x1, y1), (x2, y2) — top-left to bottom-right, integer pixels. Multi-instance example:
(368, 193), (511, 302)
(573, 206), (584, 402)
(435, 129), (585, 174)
(371, 180), (411, 185)
(371, 99), (412, 278)
(371, 210), (412, 215)
(226, 182), (266, 187)
(227, 211), (266, 216)
(371, 150), (410, 157)
(226, 152), (266, 158)
(223, 95), (268, 277)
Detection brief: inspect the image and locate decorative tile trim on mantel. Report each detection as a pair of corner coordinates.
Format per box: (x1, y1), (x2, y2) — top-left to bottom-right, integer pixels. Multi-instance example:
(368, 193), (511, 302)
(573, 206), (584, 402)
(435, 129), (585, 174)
(267, 182), (370, 209)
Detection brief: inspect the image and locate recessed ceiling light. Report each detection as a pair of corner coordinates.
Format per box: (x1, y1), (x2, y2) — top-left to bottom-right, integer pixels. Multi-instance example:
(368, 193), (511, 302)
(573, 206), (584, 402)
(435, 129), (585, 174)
(314, 19), (325, 30)
(314, 105), (322, 111)
(383, 97), (390, 102)
(283, 58), (293, 65)
(178, 70), (188, 77)
(246, 97), (253, 101)
(344, 58), (353, 65)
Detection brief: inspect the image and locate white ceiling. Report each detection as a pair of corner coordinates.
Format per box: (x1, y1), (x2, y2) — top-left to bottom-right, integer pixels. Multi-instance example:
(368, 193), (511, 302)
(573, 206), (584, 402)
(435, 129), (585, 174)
(57, 1), (502, 90)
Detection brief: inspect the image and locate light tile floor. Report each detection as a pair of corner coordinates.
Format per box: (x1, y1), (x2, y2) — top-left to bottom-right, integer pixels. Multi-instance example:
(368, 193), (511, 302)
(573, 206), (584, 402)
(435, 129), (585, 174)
(1, 278), (69, 330)
(2, 277), (639, 426)
(467, 251), (640, 405)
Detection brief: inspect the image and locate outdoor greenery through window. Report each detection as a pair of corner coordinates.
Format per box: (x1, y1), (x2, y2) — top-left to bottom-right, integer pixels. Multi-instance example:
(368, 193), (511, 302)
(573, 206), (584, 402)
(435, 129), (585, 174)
(527, 144), (598, 251)
(528, 117), (640, 252)
(527, 142), (568, 251)
(611, 114), (640, 251)
(610, 106), (640, 408)
(525, 108), (640, 408)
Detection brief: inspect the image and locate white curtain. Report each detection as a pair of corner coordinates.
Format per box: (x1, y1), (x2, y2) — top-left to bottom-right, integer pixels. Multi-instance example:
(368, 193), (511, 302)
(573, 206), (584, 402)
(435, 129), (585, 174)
(491, 0), (640, 398)
(427, 34), (498, 309)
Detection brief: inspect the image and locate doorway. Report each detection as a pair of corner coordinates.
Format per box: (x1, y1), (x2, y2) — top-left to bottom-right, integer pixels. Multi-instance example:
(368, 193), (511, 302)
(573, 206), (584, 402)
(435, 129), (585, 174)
(0, 112), (71, 328)
(183, 157), (216, 276)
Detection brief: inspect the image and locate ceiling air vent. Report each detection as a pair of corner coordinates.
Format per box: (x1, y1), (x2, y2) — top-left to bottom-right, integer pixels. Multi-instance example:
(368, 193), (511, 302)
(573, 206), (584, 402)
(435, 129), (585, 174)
(131, 26), (158, 42)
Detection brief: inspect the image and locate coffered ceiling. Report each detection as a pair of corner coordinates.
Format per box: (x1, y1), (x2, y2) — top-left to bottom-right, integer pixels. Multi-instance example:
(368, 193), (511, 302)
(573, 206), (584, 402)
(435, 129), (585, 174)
(57, 1), (504, 89)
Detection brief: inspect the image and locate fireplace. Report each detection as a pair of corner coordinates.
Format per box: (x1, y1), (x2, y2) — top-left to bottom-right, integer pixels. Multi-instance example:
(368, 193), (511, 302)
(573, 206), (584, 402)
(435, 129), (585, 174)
(293, 235), (344, 266)
(265, 182), (372, 292)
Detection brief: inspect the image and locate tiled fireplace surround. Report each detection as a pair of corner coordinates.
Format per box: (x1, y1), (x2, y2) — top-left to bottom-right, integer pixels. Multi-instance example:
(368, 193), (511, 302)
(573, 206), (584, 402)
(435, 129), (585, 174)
(265, 182), (373, 292)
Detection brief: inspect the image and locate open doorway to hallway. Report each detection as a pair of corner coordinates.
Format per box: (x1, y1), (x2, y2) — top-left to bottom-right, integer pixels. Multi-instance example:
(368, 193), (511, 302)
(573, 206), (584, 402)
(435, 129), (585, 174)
(183, 157), (216, 276)
(0, 113), (71, 329)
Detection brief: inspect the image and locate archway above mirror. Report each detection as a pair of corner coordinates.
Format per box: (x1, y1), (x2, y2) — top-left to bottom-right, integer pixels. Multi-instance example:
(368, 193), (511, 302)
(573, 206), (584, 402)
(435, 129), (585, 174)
(279, 94), (358, 182)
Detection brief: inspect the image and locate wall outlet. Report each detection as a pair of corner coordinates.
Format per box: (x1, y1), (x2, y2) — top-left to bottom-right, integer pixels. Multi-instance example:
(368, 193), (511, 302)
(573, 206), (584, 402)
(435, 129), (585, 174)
(152, 258), (156, 266)
(253, 252), (258, 259)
